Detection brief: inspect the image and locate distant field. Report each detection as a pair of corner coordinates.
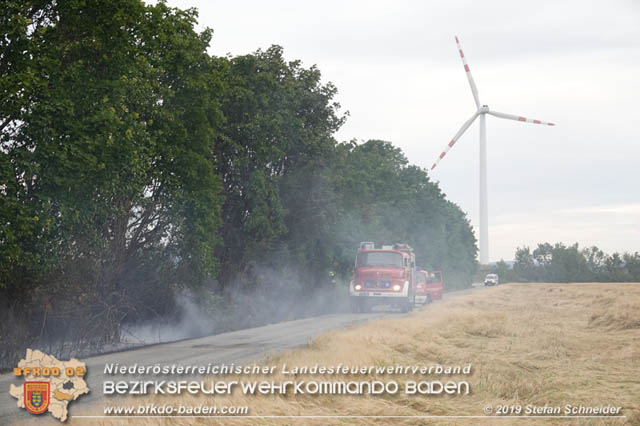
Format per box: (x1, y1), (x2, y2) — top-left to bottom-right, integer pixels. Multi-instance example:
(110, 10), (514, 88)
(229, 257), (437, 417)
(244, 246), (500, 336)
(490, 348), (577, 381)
(93, 283), (640, 425)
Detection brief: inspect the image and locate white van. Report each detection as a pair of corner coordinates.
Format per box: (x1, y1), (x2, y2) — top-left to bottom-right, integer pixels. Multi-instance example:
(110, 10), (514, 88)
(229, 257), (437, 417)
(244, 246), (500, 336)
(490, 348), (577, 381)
(484, 274), (499, 286)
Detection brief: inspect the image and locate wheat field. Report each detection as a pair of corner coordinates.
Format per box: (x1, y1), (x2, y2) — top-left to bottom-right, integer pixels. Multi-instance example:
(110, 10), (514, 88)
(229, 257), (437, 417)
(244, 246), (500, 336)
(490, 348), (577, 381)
(75, 283), (640, 425)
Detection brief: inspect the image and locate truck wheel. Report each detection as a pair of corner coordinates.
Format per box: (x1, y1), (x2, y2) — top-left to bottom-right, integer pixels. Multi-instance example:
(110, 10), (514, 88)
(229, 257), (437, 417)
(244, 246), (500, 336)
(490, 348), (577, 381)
(350, 299), (361, 313)
(427, 294), (433, 304)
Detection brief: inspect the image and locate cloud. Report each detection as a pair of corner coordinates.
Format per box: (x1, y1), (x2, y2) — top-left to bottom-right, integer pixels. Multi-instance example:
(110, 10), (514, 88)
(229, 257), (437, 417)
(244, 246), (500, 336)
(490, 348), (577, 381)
(557, 204), (640, 215)
(490, 204), (640, 259)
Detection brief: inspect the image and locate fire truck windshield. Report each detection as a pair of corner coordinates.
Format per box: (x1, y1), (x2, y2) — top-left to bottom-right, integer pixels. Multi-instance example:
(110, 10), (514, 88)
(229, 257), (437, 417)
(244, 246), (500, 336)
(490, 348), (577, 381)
(416, 272), (427, 283)
(356, 251), (403, 268)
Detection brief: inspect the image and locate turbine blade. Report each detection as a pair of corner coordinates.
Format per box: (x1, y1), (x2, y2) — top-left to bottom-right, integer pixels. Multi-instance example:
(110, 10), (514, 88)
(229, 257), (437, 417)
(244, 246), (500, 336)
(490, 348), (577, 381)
(455, 35), (480, 108)
(431, 112), (479, 170)
(488, 110), (555, 126)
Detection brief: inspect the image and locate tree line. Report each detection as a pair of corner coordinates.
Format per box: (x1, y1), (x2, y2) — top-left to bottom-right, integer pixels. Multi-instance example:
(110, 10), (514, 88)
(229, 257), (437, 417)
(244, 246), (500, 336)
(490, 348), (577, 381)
(0, 0), (476, 368)
(488, 243), (640, 283)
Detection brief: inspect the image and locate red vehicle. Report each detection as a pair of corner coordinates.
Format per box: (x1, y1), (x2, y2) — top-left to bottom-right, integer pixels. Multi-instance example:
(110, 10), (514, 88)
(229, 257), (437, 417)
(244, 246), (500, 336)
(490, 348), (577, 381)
(349, 242), (416, 313)
(415, 270), (443, 305)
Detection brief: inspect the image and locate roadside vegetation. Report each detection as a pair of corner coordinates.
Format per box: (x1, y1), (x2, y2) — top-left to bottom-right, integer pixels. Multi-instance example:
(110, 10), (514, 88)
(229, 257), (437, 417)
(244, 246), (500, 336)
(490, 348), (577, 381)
(90, 283), (640, 426)
(486, 243), (640, 283)
(0, 1), (476, 368)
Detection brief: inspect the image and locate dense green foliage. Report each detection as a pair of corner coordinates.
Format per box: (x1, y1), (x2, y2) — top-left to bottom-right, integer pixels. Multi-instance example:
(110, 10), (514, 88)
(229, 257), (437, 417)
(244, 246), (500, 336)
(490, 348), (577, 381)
(1, 0), (224, 351)
(0, 0), (476, 366)
(487, 243), (640, 283)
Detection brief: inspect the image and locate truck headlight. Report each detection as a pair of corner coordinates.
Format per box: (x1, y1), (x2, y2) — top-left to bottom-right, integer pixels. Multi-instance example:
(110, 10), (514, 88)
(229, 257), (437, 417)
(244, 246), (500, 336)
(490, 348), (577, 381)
(392, 284), (401, 291)
(354, 284), (362, 291)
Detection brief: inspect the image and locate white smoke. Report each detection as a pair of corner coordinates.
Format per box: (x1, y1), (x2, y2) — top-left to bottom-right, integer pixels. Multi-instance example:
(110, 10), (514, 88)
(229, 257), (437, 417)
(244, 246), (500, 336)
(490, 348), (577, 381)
(121, 290), (213, 344)
(120, 264), (350, 345)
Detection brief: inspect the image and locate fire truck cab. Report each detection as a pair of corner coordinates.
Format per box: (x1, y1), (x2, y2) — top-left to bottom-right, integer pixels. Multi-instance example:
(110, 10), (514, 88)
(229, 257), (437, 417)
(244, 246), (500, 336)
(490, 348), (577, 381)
(349, 242), (416, 313)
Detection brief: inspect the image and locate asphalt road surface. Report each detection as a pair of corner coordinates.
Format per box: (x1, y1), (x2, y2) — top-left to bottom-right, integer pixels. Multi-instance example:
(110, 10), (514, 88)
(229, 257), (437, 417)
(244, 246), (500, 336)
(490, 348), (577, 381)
(1, 287), (477, 425)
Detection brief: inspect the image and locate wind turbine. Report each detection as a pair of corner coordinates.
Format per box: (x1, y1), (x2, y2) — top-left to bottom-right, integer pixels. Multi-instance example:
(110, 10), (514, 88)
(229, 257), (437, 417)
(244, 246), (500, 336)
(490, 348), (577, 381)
(431, 36), (555, 265)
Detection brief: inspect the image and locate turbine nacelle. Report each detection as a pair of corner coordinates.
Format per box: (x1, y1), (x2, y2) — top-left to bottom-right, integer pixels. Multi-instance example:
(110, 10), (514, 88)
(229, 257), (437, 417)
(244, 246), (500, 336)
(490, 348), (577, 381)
(478, 105), (490, 114)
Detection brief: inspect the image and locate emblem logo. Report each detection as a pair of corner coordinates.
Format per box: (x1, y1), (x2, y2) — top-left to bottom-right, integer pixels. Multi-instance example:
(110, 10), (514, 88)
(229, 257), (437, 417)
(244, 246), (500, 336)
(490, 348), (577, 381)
(24, 382), (50, 415)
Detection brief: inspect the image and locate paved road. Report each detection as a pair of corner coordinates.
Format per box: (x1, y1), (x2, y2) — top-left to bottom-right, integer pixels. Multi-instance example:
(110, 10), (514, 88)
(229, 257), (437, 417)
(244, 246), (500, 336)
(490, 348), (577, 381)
(1, 287), (478, 424)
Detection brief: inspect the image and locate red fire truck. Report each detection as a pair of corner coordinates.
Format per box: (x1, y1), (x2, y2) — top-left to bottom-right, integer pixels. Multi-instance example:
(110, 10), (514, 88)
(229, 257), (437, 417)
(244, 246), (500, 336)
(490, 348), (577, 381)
(415, 269), (443, 305)
(349, 242), (416, 313)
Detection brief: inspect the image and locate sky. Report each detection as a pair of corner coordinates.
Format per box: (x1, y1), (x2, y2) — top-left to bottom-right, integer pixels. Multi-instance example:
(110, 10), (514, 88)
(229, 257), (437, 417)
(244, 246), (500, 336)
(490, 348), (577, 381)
(166, 0), (640, 261)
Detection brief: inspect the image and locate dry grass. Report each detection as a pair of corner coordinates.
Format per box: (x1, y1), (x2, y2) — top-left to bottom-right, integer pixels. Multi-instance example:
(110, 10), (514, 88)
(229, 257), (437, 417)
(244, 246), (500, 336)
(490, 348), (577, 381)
(71, 283), (640, 425)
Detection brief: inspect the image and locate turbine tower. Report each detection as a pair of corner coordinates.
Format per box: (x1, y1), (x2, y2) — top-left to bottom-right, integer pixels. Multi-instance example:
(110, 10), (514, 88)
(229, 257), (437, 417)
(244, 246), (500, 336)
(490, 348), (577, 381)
(431, 36), (555, 265)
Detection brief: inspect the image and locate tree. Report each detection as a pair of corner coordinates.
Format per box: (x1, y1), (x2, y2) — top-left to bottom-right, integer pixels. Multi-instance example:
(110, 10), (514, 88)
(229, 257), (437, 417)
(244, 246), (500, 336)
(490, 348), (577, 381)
(623, 252), (640, 281)
(211, 46), (345, 288)
(513, 246), (535, 281)
(1, 0), (224, 349)
(508, 243), (639, 283)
